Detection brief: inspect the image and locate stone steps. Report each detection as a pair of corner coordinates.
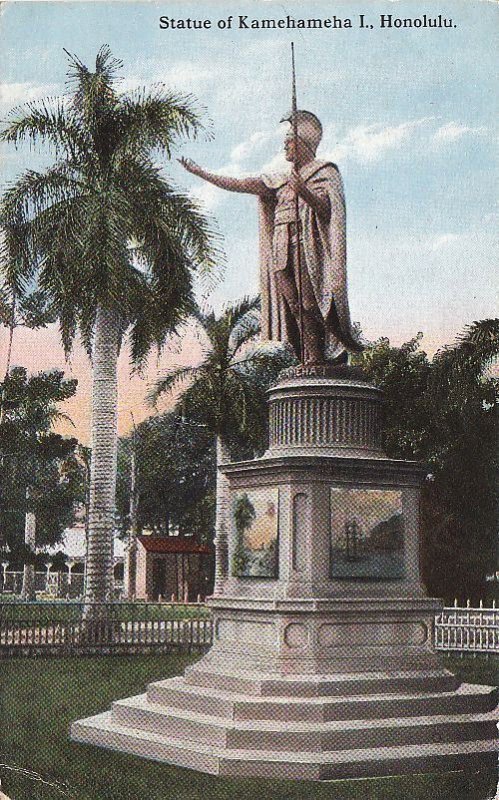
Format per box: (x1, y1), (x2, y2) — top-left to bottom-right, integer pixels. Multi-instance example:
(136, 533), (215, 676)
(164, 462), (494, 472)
(71, 711), (498, 781)
(148, 675), (497, 722)
(71, 668), (498, 781)
(110, 691), (498, 752)
(183, 665), (460, 697)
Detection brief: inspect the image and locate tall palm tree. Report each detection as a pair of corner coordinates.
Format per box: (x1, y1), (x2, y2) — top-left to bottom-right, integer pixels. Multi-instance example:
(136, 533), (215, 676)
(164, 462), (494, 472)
(149, 297), (292, 593)
(0, 47), (219, 607)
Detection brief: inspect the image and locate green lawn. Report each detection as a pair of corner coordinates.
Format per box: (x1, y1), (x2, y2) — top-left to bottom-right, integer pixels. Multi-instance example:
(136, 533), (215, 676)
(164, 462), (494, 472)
(0, 600), (211, 623)
(0, 654), (496, 800)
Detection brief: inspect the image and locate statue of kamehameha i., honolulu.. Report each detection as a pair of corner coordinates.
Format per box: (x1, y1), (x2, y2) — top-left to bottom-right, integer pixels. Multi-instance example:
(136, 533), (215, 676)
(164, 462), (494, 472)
(180, 63), (363, 365)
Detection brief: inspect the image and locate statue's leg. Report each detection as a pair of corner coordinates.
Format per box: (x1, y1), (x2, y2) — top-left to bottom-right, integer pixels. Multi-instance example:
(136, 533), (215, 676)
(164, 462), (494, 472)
(275, 263), (325, 363)
(274, 267), (301, 359)
(298, 259), (326, 363)
(302, 310), (325, 363)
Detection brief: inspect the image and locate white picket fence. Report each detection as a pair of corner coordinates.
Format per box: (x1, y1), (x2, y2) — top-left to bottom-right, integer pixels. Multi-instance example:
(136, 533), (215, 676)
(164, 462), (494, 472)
(1, 589), (497, 656)
(435, 600), (498, 655)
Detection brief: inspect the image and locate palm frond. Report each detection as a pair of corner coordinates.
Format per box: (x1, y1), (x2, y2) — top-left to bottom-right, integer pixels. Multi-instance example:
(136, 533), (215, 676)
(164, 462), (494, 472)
(113, 157), (224, 283)
(434, 318), (499, 379)
(225, 295), (261, 328)
(147, 364), (204, 406)
(2, 162), (82, 225)
(1, 47), (224, 364)
(1, 98), (86, 158)
(116, 87), (211, 159)
(228, 299), (261, 359)
(46, 409), (76, 429)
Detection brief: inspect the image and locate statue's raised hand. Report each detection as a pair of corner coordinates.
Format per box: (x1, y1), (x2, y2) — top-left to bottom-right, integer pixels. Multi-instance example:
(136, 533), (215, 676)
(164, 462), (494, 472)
(288, 169), (306, 197)
(178, 157), (202, 177)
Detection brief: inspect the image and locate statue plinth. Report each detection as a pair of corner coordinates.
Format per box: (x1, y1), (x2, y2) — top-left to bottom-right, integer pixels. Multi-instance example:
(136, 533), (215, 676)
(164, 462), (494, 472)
(72, 371), (498, 783)
(267, 366), (384, 458)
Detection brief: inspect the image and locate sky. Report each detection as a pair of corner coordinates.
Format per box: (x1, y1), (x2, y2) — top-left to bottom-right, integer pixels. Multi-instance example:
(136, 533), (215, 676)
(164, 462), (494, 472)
(0, 0), (497, 442)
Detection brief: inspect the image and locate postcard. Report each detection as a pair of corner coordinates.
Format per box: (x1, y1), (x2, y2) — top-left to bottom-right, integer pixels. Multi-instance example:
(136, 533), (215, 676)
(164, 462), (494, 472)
(0, 2), (497, 799)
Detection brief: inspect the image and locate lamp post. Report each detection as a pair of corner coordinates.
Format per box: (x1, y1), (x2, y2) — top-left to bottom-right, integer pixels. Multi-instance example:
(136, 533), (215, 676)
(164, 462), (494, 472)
(1, 562), (9, 592)
(1, 544), (10, 594)
(45, 560), (52, 592)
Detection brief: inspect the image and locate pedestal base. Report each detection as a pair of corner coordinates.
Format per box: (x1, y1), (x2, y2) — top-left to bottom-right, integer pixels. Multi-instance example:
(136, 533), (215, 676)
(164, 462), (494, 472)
(71, 597), (498, 782)
(71, 674), (497, 782)
(71, 372), (498, 782)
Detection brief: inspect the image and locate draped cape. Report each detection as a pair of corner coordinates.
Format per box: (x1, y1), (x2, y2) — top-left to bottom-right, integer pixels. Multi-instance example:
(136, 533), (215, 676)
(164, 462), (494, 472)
(258, 159), (362, 355)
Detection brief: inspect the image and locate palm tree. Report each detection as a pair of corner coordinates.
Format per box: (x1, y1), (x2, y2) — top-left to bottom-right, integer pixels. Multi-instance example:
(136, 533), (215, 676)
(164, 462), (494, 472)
(0, 47), (219, 608)
(149, 297), (292, 593)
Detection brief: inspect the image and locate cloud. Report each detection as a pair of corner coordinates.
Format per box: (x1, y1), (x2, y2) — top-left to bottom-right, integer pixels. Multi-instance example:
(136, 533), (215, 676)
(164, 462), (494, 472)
(323, 118), (432, 164)
(191, 182), (224, 212)
(433, 122), (486, 143)
(230, 127), (282, 162)
(189, 162), (254, 211)
(181, 112), (491, 212)
(124, 60), (220, 97)
(260, 150), (288, 175)
(0, 82), (61, 107)
(188, 125), (287, 210)
(429, 233), (462, 251)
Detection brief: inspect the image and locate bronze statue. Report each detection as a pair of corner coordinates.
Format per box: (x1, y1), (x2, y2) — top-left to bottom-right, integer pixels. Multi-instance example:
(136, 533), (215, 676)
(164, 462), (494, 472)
(180, 110), (362, 364)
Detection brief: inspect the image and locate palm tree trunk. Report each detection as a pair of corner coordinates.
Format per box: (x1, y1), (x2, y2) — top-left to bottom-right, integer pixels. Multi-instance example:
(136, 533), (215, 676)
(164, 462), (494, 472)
(84, 305), (120, 611)
(3, 297), (16, 380)
(213, 436), (231, 595)
(125, 440), (138, 599)
(21, 487), (36, 601)
(0, 298), (16, 428)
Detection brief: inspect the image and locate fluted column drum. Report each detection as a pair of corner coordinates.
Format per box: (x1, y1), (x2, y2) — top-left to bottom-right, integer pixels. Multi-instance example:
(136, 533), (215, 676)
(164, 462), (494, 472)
(267, 366), (384, 457)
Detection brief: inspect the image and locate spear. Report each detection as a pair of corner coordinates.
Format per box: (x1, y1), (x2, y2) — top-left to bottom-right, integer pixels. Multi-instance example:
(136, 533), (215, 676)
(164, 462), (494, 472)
(290, 42), (306, 364)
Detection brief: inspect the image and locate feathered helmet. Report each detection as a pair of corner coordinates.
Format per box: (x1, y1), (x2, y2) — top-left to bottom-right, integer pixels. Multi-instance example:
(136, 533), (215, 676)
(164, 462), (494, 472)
(280, 110), (323, 152)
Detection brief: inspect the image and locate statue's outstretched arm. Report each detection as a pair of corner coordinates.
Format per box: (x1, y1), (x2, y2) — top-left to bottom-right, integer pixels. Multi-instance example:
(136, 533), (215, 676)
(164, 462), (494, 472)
(179, 157), (270, 196)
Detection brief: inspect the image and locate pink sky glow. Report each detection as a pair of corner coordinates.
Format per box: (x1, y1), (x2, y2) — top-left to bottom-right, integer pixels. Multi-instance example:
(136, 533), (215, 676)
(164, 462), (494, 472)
(1, 323), (204, 444)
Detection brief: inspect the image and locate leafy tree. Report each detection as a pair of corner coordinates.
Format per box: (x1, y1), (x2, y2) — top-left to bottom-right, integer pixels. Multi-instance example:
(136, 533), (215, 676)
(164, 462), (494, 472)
(0, 285), (56, 380)
(0, 367), (81, 598)
(116, 411), (216, 598)
(356, 319), (498, 601)
(0, 47), (219, 605)
(116, 410), (215, 540)
(149, 297), (293, 593)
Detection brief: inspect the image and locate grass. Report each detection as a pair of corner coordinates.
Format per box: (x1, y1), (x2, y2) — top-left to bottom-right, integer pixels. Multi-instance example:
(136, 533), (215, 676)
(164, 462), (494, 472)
(0, 600), (211, 623)
(0, 653), (496, 800)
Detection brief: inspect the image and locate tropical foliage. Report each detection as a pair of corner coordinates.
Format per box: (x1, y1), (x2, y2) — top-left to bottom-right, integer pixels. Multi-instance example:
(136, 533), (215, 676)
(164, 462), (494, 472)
(356, 319), (499, 600)
(0, 287), (56, 379)
(0, 368), (82, 597)
(149, 297), (293, 453)
(0, 46), (220, 603)
(116, 410), (215, 542)
(149, 296), (293, 592)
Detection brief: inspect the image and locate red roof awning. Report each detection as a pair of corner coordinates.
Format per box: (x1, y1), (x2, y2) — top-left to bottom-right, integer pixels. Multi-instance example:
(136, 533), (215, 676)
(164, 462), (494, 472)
(137, 536), (211, 555)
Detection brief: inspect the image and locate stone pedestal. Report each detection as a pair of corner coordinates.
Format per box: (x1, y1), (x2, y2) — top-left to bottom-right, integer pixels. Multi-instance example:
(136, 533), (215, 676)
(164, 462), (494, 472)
(71, 367), (498, 782)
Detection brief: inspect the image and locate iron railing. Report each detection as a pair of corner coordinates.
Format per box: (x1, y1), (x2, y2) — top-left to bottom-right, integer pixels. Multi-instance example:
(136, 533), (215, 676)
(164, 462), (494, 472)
(0, 601), (212, 656)
(2, 599), (497, 657)
(435, 600), (498, 655)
